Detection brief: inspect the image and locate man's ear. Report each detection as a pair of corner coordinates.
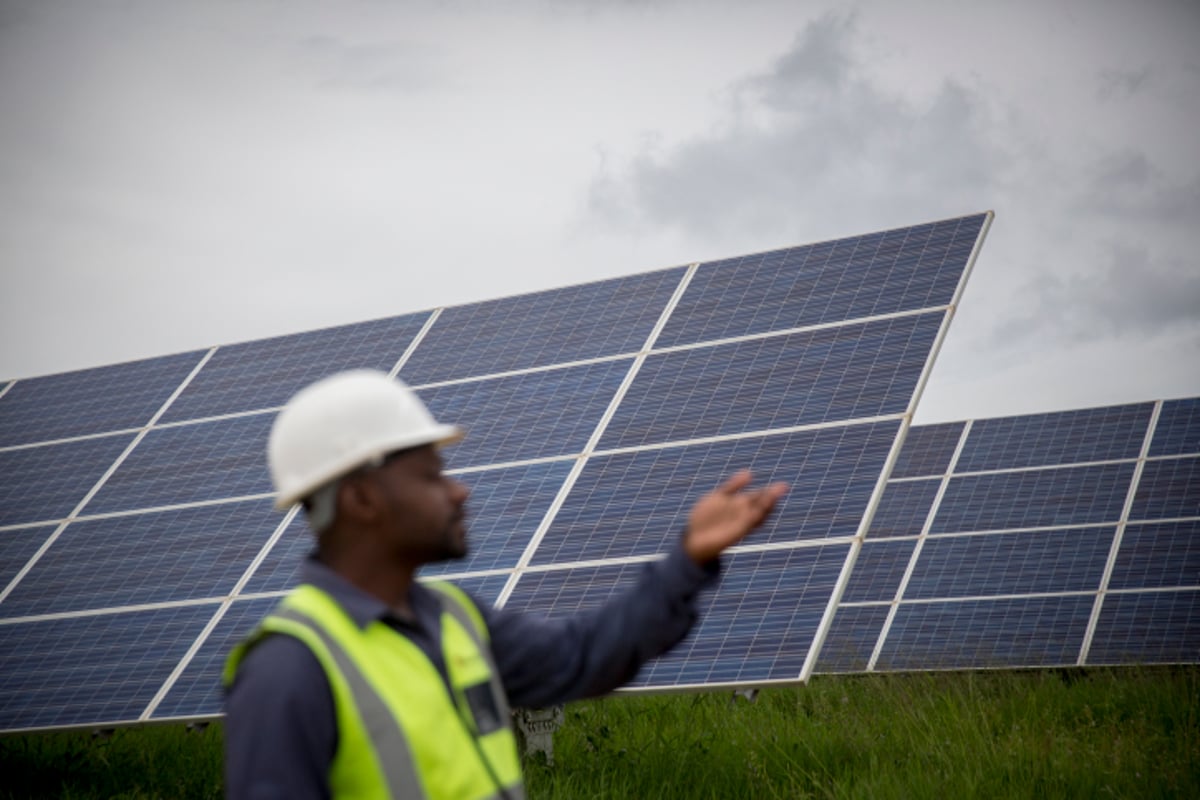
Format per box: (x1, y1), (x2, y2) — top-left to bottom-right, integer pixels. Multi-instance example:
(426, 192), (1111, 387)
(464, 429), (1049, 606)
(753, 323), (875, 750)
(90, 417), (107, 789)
(337, 475), (383, 525)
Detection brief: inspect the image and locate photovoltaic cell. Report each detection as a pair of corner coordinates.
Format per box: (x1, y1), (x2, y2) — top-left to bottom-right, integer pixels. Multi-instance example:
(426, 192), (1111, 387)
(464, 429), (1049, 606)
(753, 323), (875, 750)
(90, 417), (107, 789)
(1129, 456), (1200, 520)
(0, 500), (279, 619)
(0, 603), (218, 731)
(657, 214), (985, 348)
(814, 604), (889, 674)
(400, 268), (686, 385)
(600, 313), (941, 451)
(891, 422), (964, 479)
(86, 414), (275, 516)
(903, 527), (1115, 599)
(866, 478), (940, 539)
(1088, 590), (1200, 665)
(161, 313), (431, 424)
(505, 546), (850, 687)
(0, 351), (204, 447)
(532, 423), (898, 565)
(877, 595), (1094, 670)
(0, 526), (57, 592)
(0, 434), (135, 527)
(421, 359), (632, 470)
(439, 574), (510, 609)
(955, 403), (1152, 472)
(638, 546), (851, 686)
(931, 462), (1135, 533)
(239, 513), (311, 596)
(841, 538), (917, 603)
(152, 597), (277, 719)
(503, 562), (641, 617)
(1149, 397), (1200, 457)
(1108, 520), (1200, 590)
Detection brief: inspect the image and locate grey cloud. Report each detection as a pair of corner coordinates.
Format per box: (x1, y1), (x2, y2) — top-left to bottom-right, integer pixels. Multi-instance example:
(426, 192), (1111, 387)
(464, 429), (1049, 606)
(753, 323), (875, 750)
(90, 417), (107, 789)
(991, 242), (1200, 345)
(1094, 150), (1153, 186)
(1096, 66), (1152, 100)
(296, 34), (442, 92)
(1077, 149), (1200, 225)
(0, 0), (36, 31)
(587, 13), (1004, 245)
(738, 13), (856, 106)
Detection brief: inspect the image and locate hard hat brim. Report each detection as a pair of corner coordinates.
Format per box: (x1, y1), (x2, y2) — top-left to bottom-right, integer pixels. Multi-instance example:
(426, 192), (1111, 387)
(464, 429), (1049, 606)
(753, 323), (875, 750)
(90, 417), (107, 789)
(272, 423), (464, 510)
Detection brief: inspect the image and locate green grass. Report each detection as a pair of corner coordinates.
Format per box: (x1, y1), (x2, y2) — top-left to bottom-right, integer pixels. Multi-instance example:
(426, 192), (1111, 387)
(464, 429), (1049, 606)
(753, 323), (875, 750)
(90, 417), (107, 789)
(0, 722), (223, 800)
(3, 668), (1197, 799)
(529, 668), (1200, 798)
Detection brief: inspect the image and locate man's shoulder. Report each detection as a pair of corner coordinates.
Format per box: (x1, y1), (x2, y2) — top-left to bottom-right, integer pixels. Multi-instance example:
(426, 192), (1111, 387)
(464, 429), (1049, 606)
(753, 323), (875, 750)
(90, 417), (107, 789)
(231, 630), (328, 694)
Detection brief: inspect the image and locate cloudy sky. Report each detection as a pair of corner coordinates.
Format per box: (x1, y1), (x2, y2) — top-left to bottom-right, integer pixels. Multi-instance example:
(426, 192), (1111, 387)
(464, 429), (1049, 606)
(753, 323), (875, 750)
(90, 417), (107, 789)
(1, 0), (1197, 424)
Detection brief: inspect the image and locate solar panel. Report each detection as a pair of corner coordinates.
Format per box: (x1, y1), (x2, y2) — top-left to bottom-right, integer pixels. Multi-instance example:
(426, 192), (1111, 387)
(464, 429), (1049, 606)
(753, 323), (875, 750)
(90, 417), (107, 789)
(0, 500), (279, 619)
(817, 397), (1200, 675)
(0, 603), (220, 731)
(0, 434), (137, 527)
(160, 313), (432, 424)
(0, 212), (990, 732)
(0, 351), (205, 448)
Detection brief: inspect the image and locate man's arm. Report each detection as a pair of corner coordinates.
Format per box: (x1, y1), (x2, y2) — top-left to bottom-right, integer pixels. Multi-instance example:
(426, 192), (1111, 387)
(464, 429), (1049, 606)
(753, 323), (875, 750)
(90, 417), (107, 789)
(482, 543), (713, 708)
(483, 470), (786, 708)
(225, 635), (337, 800)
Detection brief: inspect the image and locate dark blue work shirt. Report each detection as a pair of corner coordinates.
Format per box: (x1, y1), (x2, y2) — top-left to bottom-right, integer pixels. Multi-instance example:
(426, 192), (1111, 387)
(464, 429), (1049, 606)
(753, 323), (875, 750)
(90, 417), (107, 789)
(225, 544), (717, 800)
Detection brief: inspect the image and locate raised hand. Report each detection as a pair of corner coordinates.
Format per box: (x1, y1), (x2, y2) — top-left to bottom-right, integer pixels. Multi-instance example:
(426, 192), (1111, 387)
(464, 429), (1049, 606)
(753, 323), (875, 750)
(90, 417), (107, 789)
(683, 469), (788, 564)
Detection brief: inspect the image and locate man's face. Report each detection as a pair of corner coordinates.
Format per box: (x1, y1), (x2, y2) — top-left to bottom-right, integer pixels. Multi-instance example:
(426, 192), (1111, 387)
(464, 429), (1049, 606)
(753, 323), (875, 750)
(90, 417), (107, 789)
(371, 445), (470, 564)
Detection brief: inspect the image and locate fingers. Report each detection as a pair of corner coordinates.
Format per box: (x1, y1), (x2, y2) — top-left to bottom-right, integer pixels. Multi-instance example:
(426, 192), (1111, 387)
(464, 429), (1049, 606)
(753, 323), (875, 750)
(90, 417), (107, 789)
(716, 470), (788, 506)
(684, 475), (788, 564)
(715, 468), (753, 495)
(747, 481), (788, 523)
(761, 481), (789, 505)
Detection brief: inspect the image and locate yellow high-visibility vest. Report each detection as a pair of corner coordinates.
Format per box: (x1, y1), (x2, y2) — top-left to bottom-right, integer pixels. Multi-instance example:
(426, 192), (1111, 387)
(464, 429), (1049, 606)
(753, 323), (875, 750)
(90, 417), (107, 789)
(225, 582), (524, 800)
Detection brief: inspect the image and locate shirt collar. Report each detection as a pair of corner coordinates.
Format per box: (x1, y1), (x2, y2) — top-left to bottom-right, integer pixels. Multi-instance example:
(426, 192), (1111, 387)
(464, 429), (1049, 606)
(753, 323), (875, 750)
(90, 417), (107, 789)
(298, 554), (437, 630)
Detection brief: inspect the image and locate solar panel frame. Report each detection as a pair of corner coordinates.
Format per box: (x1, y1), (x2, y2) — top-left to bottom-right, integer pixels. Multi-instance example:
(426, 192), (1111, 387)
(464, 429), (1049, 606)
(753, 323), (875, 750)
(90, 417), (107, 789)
(875, 594), (1096, 671)
(0, 526), (59, 594)
(0, 499), (281, 619)
(495, 211), (993, 688)
(1087, 589), (1200, 666)
(160, 313), (432, 425)
(0, 602), (222, 733)
(815, 396), (1200, 675)
(0, 351), (207, 447)
(147, 596), (278, 721)
(421, 359), (634, 470)
(0, 212), (995, 732)
(398, 267), (688, 385)
(1148, 397), (1200, 457)
(954, 403), (1153, 472)
(890, 422), (965, 479)
(528, 423), (900, 566)
(596, 312), (944, 451)
(0, 433), (139, 528)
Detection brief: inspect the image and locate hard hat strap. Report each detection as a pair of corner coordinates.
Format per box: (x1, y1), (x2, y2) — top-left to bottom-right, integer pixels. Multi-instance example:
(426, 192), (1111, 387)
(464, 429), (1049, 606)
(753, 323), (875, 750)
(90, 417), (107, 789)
(305, 482), (339, 533)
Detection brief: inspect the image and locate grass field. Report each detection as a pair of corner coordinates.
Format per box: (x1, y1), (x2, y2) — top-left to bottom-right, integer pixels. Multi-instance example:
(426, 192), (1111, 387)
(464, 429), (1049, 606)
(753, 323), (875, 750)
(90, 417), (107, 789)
(3, 667), (1197, 798)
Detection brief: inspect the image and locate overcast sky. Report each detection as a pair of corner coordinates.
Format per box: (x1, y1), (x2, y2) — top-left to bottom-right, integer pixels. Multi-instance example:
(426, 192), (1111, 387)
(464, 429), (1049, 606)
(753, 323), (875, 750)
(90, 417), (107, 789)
(1, 0), (1197, 424)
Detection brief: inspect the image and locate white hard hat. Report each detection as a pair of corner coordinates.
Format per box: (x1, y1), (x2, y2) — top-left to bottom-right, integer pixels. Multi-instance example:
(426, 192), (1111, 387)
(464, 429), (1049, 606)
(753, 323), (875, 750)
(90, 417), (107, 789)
(268, 369), (463, 510)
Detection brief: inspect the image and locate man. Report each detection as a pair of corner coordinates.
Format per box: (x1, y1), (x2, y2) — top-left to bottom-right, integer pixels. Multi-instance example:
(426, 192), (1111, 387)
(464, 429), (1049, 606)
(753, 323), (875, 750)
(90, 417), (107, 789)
(224, 369), (787, 799)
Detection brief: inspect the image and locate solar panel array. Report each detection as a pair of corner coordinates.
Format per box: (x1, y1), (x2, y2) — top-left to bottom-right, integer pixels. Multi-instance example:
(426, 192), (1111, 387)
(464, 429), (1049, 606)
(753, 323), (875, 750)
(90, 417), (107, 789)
(5, 211), (990, 733)
(817, 398), (1200, 674)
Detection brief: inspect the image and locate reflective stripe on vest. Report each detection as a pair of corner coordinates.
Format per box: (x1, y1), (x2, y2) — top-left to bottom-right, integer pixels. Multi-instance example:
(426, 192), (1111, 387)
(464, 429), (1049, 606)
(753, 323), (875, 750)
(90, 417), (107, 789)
(225, 583), (525, 800)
